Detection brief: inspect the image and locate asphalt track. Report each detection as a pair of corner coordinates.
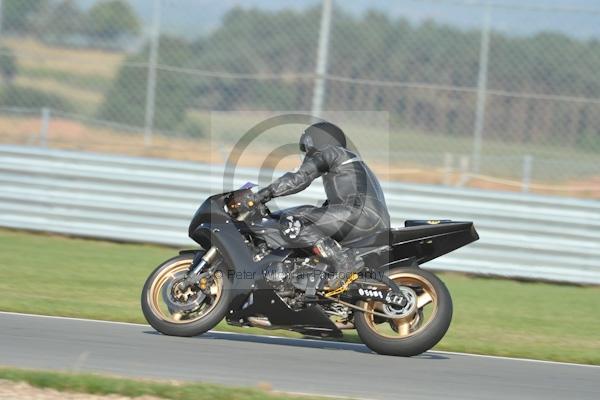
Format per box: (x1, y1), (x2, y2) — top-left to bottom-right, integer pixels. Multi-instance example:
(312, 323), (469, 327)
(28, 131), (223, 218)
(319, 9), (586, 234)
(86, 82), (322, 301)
(0, 312), (598, 400)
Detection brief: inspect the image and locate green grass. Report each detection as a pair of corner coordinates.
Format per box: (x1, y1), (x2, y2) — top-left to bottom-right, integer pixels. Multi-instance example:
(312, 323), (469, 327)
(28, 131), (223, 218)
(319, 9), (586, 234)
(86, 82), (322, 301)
(0, 229), (599, 365)
(0, 368), (331, 400)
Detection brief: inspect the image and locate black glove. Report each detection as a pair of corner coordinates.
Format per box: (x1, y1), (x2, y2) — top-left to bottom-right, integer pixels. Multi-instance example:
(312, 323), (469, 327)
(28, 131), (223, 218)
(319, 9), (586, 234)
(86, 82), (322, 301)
(255, 187), (273, 204)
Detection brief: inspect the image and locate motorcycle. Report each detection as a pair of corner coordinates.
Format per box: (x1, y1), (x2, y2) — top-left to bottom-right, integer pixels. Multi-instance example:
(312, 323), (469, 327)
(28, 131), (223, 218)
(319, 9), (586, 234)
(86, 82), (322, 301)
(141, 183), (479, 356)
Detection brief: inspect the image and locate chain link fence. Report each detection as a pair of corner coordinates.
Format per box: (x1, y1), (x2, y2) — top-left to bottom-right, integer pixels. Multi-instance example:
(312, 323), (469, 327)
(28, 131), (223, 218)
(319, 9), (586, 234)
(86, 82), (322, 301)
(0, 0), (599, 198)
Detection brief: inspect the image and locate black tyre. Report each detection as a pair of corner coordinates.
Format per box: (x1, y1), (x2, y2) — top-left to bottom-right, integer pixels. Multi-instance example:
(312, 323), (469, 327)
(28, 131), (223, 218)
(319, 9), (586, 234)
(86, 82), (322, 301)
(141, 253), (231, 337)
(354, 267), (452, 356)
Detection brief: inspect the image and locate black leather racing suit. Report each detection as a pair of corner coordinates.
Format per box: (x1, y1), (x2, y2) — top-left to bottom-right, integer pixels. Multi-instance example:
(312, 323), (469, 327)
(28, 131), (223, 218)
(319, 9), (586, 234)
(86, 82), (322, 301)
(265, 145), (390, 247)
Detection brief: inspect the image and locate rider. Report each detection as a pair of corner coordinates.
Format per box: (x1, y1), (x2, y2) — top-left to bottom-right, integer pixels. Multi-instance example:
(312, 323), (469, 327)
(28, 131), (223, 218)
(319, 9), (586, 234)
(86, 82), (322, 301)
(256, 122), (390, 293)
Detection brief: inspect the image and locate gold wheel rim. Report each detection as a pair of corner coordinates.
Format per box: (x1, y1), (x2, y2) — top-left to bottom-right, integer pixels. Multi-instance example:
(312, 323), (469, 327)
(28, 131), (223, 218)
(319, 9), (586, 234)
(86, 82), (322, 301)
(362, 272), (438, 339)
(147, 259), (223, 324)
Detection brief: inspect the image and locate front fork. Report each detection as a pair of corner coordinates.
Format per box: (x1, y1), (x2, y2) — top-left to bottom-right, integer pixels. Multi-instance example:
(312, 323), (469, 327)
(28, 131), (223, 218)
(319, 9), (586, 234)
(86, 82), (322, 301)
(184, 247), (219, 286)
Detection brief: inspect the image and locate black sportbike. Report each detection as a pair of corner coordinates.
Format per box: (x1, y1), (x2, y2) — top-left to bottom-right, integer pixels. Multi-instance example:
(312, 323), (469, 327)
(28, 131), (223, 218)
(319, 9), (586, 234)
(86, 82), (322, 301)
(142, 184), (479, 356)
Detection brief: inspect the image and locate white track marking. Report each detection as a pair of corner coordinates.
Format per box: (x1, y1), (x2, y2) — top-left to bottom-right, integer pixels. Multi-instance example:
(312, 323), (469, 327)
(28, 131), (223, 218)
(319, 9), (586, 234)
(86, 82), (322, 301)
(0, 311), (147, 327)
(1, 311), (597, 369)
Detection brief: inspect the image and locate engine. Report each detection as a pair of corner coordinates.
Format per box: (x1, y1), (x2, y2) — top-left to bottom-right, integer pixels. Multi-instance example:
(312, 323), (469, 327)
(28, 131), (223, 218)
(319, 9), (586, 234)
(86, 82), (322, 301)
(262, 257), (330, 306)
(265, 257), (329, 288)
(249, 237), (332, 308)
(258, 247), (352, 324)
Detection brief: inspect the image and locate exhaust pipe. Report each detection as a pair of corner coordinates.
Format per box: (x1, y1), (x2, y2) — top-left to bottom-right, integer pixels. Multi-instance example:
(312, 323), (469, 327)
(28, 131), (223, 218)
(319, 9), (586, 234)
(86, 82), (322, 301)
(334, 321), (354, 330)
(247, 316), (272, 328)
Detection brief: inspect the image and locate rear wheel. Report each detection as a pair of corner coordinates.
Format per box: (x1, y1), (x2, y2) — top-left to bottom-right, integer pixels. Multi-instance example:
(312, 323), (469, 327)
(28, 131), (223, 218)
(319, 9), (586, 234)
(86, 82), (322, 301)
(141, 253), (231, 337)
(354, 267), (452, 356)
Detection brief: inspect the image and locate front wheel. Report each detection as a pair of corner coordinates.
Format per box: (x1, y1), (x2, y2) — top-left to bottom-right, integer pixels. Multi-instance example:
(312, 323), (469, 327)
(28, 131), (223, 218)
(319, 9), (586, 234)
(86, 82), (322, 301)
(141, 253), (231, 337)
(354, 267), (452, 356)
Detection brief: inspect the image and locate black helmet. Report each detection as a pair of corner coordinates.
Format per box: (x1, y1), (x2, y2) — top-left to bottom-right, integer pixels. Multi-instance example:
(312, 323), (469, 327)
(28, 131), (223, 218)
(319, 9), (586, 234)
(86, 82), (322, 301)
(299, 122), (347, 154)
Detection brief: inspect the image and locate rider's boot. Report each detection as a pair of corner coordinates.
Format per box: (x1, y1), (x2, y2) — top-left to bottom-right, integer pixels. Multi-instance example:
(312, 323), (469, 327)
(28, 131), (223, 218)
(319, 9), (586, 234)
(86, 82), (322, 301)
(313, 237), (364, 290)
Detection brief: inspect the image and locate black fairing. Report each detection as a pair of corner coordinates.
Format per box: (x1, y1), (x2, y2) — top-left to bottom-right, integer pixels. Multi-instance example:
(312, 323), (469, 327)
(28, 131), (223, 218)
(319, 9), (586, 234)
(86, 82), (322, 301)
(238, 215), (289, 249)
(346, 221), (479, 269)
(227, 288), (342, 337)
(188, 193), (232, 247)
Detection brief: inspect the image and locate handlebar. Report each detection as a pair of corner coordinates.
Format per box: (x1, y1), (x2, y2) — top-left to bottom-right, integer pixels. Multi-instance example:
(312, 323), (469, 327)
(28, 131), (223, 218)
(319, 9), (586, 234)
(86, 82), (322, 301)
(224, 189), (269, 221)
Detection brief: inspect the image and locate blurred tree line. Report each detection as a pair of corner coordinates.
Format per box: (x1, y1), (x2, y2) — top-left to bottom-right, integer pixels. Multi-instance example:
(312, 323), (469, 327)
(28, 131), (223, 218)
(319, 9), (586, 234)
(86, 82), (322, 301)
(99, 7), (600, 146)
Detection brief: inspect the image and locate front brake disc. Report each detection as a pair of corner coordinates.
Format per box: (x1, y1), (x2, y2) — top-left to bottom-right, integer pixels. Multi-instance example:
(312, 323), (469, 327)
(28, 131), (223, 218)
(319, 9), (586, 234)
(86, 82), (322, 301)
(161, 271), (207, 314)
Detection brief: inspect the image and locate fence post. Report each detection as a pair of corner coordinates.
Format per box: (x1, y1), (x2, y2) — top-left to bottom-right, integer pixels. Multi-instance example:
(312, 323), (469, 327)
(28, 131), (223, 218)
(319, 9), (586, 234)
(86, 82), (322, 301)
(40, 107), (51, 147)
(522, 154), (533, 193)
(458, 155), (471, 187)
(471, 2), (491, 174)
(443, 152), (454, 186)
(311, 0), (333, 120)
(144, 0), (162, 147)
